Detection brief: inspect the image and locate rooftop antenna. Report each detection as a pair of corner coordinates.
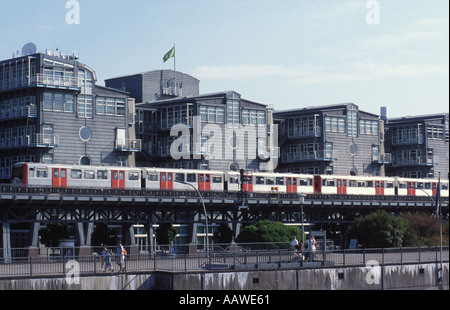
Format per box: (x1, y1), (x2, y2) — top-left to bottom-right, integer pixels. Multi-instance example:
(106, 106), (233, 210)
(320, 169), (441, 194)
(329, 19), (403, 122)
(21, 42), (37, 56)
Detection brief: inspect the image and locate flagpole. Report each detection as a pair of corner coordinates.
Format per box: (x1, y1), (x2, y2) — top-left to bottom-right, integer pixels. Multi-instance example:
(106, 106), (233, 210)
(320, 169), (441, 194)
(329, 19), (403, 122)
(174, 44), (176, 96)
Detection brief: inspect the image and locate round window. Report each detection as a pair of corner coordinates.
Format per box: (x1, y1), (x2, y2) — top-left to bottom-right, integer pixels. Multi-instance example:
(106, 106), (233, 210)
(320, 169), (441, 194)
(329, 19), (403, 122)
(349, 143), (358, 156)
(80, 156), (91, 166)
(79, 126), (92, 142)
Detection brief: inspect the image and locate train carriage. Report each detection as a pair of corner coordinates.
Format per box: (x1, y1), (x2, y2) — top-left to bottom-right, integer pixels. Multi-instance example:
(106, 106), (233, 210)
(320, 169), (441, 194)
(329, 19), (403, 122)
(12, 163), (142, 189)
(11, 162), (448, 200)
(143, 168), (226, 192)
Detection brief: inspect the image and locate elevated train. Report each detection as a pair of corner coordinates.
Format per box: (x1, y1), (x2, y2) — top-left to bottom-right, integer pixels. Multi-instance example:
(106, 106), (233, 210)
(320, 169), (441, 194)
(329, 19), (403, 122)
(11, 162), (449, 198)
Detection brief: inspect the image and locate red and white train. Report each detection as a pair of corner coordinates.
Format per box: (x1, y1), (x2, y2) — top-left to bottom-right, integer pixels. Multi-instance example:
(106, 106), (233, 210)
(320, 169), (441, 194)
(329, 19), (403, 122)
(11, 162), (449, 198)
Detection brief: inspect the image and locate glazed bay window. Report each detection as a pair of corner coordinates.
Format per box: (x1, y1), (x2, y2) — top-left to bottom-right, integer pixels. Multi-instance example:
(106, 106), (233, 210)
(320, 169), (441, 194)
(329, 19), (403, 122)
(77, 95), (93, 118)
(43, 92), (74, 112)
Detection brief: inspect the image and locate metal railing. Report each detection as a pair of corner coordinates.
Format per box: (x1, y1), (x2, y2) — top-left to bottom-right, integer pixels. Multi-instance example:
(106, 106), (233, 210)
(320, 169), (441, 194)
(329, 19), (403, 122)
(0, 245), (448, 278)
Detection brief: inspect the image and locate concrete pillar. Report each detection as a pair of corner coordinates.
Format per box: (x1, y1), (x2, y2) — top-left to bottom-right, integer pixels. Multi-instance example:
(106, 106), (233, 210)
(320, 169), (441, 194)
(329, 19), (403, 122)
(2, 222), (11, 263)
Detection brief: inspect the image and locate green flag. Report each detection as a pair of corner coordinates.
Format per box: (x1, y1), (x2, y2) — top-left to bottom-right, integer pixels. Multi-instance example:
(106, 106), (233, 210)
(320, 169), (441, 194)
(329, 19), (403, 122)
(163, 46), (175, 63)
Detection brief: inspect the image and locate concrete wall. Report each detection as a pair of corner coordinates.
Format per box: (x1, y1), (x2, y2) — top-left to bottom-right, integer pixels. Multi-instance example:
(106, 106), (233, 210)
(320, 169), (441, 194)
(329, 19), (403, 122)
(0, 263), (447, 290)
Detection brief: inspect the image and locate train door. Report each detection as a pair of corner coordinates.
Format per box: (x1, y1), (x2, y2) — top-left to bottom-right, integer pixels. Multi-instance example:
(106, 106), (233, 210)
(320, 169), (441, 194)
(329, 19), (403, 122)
(337, 178), (347, 194)
(375, 180), (384, 195)
(198, 173), (211, 191)
(287, 177), (297, 194)
(314, 175), (322, 194)
(52, 168), (67, 188)
(407, 181), (416, 196)
(243, 175), (253, 192)
(432, 182), (438, 197)
(160, 172), (173, 190)
(112, 170), (125, 189)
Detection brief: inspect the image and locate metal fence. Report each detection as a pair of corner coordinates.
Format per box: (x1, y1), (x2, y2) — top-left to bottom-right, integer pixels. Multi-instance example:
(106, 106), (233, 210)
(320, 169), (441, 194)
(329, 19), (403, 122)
(0, 245), (448, 278)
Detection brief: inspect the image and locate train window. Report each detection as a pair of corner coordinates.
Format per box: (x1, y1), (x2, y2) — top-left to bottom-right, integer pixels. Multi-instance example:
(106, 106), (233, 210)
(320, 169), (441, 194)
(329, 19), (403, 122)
(148, 174), (158, 181)
(386, 182), (394, 188)
(119, 171), (124, 180)
(299, 179), (309, 186)
(323, 179), (335, 186)
(213, 176), (222, 183)
(37, 169), (48, 178)
(175, 173), (185, 182)
(424, 183), (431, 190)
(442, 183), (448, 190)
(256, 177), (265, 185)
(97, 171), (108, 180)
(417, 182), (424, 189)
(187, 173), (196, 182)
(366, 181), (373, 187)
(276, 177), (284, 185)
(399, 182), (406, 189)
(358, 181), (365, 187)
(29, 168), (35, 178)
(168, 173), (172, 181)
(54, 169), (59, 178)
(205, 174), (210, 182)
(84, 171), (95, 179)
(161, 173), (166, 181)
(266, 178), (274, 185)
(129, 172), (139, 181)
(230, 177), (239, 184)
(71, 169), (82, 179)
(349, 180), (357, 187)
(113, 171), (118, 180)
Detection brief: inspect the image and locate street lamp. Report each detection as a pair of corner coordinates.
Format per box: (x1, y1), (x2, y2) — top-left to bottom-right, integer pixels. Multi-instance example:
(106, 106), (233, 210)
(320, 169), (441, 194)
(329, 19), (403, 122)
(298, 193), (306, 243)
(175, 180), (209, 253)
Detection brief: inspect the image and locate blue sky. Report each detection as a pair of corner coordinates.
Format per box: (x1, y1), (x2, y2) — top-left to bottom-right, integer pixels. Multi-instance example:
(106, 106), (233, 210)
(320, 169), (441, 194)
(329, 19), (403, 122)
(1, 0), (448, 117)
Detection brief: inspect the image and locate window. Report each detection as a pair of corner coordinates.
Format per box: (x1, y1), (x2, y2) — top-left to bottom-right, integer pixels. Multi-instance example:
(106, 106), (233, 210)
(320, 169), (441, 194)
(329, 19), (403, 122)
(256, 177), (265, 184)
(129, 172), (139, 180)
(97, 170), (108, 179)
(347, 110), (358, 137)
(175, 173), (185, 182)
(78, 95), (93, 118)
(227, 98), (239, 127)
(187, 173), (196, 182)
(71, 169), (82, 179)
(276, 177), (284, 185)
(84, 170), (95, 179)
(37, 169), (48, 178)
(213, 176), (222, 183)
(148, 173), (158, 181)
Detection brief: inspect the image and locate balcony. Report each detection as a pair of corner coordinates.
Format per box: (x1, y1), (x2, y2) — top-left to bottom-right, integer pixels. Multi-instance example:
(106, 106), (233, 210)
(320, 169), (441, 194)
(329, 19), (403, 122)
(392, 157), (435, 167)
(0, 134), (59, 150)
(0, 74), (80, 91)
(281, 150), (337, 163)
(115, 139), (142, 152)
(0, 105), (37, 121)
(372, 153), (392, 164)
(32, 74), (80, 90)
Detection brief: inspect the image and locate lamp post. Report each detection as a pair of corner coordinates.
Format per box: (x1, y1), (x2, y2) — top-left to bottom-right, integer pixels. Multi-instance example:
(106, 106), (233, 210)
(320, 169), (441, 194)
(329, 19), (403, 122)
(176, 181), (209, 253)
(298, 194), (306, 243)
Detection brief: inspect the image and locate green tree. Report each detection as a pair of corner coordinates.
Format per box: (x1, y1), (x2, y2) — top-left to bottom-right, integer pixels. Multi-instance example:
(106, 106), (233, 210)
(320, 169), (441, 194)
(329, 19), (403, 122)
(213, 223), (234, 244)
(236, 220), (303, 249)
(155, 222), (177, 245)
(90, 222), (118, 247)
(39, 223), (70, 248)
(347, 210), (408, 248)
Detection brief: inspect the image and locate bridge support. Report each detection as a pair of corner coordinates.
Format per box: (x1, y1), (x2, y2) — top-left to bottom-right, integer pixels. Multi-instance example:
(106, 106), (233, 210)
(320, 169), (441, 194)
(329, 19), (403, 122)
(2, 222), (11, 263)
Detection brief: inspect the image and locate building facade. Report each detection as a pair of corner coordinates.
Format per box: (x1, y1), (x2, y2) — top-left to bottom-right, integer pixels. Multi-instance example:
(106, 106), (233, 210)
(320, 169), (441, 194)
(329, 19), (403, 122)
(384, 113), (449, 179)
(0, 49), (140, 180)
(135, 91), (276, 172)
(274, 103), (389, 176)
(105, 70), (200, 103)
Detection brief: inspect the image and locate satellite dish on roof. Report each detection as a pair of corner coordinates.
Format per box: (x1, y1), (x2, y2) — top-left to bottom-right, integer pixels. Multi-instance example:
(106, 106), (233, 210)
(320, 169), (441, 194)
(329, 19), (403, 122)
(21, 42), (37, 56)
